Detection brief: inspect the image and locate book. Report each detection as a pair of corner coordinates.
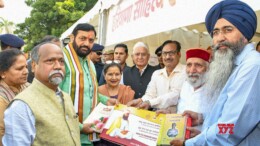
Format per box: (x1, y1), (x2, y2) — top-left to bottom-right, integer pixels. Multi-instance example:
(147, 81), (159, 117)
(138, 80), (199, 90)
(83, 102), (114, 142)
(100, 104), (191, 146)
(157, 114), (192, 145)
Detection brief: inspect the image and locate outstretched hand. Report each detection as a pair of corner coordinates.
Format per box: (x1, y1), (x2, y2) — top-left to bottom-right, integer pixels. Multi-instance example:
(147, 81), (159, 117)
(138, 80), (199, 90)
(81, 123), (94, 134)
(138, 101), (150, 110)
(155, 109), (171, 116)
(107, 98), (118, 106)
(127, 98), (142, 107)
(170, 139), (184, 146)
(186, 126), (201, 138)
(182, 110), (203, 126)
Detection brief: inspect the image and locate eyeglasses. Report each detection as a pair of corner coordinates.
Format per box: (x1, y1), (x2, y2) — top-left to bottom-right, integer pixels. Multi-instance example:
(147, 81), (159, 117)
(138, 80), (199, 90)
(105, 60), (120, 64)
(95, 51), (102, 56)
(162, 50), (178, 57)
(211, 26), (234, 37)
(156, 52), (162, 57)
(103, 53), (114, 56)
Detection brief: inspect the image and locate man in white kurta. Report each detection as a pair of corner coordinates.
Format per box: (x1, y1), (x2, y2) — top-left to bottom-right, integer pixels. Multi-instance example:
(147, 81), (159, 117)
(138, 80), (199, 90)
(127, 40), (186, 111)
(141, 63), (185, 109)
(177, 48), (213, 130)
(177, 81), (210, 115)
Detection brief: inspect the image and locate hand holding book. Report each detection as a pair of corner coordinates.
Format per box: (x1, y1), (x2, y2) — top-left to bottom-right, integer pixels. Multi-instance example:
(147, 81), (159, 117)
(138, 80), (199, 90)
(90, 117), (109, 132)
(81, 123), (94, 134)
(100, 104), (192, 146)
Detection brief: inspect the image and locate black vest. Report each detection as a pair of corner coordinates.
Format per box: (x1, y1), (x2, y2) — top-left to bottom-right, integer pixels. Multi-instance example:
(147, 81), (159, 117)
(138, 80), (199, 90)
(123, 65), (157, 99)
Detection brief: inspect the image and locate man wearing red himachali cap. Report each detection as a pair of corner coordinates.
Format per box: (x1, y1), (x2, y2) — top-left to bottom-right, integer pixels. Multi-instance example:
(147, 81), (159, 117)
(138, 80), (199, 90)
(156, 48), (214, 136)
(177, 48), (213, 130)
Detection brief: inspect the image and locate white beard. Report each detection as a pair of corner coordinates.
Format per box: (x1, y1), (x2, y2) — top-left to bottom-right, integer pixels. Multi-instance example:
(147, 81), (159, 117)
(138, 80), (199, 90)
(205, 36), (246, 103)
(48, 70), (64, 85)
(49, 77), (63, 85)
(187, 72), (207, 89)
(205, 48), (234, 101)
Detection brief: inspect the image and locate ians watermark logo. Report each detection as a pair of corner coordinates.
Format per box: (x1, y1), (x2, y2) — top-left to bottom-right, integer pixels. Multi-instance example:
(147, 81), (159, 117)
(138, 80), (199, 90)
(218, 123), (234, 134)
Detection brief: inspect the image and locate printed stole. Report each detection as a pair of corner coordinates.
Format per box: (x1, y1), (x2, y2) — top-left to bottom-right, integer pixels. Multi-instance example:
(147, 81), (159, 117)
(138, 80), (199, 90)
(0, 80), (28, 102)
(63, 43), (98, 123)
(0, 83), (16, 102)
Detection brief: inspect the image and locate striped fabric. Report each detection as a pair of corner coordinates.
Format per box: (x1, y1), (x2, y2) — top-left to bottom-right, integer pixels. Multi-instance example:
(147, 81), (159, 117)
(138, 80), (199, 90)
(0, 80), (29, 102)
(63, 43), (98, 122)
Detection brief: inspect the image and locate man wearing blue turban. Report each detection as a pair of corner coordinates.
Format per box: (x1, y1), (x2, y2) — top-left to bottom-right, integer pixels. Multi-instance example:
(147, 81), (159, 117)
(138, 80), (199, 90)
(170, 1), (260, 146)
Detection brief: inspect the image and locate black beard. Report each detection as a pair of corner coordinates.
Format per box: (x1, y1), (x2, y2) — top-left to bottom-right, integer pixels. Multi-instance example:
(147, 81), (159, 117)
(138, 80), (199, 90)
(73, 40), (91, 58)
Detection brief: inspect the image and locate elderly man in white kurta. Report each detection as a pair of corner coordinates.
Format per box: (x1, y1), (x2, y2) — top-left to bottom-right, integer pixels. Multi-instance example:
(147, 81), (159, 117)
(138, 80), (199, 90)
(127, 40), (186, 111)
(177, 48), (213, 130)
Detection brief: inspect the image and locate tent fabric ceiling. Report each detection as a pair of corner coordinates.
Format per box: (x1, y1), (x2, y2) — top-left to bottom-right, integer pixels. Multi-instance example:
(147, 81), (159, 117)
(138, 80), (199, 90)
(61, 1), (259, 45)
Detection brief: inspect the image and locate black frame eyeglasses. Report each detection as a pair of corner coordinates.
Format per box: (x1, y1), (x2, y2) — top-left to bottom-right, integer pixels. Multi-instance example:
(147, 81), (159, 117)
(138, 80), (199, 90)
(156, 52), (162, 57)
(95, 51), (102, 56)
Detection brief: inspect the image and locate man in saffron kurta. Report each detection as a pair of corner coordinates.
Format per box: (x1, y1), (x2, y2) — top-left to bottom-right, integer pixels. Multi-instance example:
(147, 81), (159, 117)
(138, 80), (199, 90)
(59, 23), (116, 146)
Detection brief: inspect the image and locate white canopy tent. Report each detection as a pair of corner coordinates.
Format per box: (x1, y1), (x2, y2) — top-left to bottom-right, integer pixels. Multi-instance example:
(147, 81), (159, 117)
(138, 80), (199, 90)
(60, 0), (260, 65)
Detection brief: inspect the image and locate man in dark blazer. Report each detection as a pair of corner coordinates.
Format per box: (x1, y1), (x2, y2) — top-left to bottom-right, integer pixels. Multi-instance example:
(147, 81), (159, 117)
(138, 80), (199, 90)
(124, 42), (157, 99)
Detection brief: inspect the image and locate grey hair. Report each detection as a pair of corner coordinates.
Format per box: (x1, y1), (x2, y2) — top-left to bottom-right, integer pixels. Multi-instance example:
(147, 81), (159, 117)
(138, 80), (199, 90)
(205, 61), (210, 71)
(132, 42), (150, 54)
(31, 41), (55, 63)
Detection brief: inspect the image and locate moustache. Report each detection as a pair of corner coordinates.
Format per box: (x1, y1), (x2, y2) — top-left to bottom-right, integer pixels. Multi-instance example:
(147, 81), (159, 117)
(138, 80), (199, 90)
(48, 70), (64, 79)
(188, 73), (200, 78)
(214, 42), (231, 50)
(164, 59), (173, 62)
(79, 46), (90, 50)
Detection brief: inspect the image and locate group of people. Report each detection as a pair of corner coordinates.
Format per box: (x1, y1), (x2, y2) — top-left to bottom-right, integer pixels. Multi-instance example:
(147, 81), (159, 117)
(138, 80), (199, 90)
(0, 0), (259, 146)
